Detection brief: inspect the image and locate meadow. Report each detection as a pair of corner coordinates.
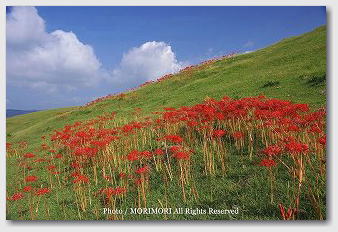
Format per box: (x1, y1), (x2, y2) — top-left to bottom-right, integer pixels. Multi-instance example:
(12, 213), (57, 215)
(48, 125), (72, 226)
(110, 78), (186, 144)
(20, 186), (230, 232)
(6, 26), (326, 220)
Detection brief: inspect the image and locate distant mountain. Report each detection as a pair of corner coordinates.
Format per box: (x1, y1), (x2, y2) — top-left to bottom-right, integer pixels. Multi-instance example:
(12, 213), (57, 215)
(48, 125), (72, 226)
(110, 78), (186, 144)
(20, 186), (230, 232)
(6, 109), (38, 118)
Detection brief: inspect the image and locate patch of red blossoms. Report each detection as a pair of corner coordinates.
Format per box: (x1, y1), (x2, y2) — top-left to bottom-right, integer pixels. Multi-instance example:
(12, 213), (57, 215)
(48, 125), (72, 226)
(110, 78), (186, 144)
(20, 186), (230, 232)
(25, 176), (38, 182)
(259, 159), (277, 167)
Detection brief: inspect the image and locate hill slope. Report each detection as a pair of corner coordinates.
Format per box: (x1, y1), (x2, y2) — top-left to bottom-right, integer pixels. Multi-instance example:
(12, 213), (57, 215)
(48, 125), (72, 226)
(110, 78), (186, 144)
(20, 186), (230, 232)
(6, 26), (327, 221)
(7, 25), (326, 151)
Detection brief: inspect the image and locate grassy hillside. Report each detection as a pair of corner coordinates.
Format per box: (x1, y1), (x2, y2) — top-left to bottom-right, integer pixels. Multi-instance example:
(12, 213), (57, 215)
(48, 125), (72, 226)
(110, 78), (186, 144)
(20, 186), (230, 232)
(6, 26), (326, 220)
(6, 26), (326, 151)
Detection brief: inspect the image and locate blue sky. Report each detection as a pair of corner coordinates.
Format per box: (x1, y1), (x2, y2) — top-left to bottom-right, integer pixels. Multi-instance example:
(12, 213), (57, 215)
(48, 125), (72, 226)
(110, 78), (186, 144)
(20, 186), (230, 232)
(6, 6), (326, 110)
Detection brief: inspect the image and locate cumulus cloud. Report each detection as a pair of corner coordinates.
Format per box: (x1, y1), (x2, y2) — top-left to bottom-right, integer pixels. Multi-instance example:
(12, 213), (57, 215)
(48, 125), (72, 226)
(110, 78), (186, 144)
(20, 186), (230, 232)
(112, 41), (182, 86)
(7, 7), (47, 48)
(6, 7), (186, 109)
(6, 6), (104, 92)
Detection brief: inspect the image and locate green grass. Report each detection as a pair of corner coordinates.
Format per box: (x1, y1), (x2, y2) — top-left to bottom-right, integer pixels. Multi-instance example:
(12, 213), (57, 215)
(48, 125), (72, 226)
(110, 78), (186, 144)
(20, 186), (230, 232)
(6, 26), (326, 220)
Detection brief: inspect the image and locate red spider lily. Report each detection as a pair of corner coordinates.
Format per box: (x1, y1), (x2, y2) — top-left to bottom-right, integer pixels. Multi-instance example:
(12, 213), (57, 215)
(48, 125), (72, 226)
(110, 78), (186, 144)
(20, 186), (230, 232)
(23, 153), (35, 158)
(212, 129), (226, 138)
(100, 187), (127, 199)
(6, 143), (11, 150)
(70, 161), (81, 169)
(23, 186), (33, 192)
(73, 175), (90, 184)
(140, 150), (152, 159)
(74, 147), (98, 157)
(126, 150), (140, 161)
(215, 112), (225, 120)
(318, 135), (326, 146)
(169, 146), (181, 153)
(135, 166), (149, 174)
(154, 149), (164, 155)
(259, 159), (277, 167)
(54, 153), (63, 159)
(161, 135), (183, 143)
(119, 172), (127, 178)
(173, 151), (191, 160)
(232, 131), (244, 140)
(187, 121), (199, 127)
(10, 192), (24, 201)
(134, 178), (144, 186)
(262, 145), (283, 156)
(35, 188), (51, 196)
(114, 186), (127, 195)
(25, 176), (38, 182)
(47, 165), (57, 171)
(90, 140), (110, 148)
(70, 172), (80, 178)
(286, 124), (300, 132)
(308, 124), (322, 134)
(285, 141), (309, 154)
(278, 203), (297, 220)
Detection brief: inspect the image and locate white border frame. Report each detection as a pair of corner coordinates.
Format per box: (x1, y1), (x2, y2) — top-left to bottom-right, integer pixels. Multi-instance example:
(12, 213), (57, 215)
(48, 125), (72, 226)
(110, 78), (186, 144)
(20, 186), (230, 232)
(1, 1), (337, 231)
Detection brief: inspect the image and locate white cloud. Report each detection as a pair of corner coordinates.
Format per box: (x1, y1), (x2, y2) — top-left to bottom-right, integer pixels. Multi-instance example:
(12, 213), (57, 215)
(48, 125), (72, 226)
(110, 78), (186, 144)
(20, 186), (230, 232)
(7, 7), (47, 48)
(6, 7), (104, 92)
(112, 41), (182, 86)
(6, 7), (186, 109)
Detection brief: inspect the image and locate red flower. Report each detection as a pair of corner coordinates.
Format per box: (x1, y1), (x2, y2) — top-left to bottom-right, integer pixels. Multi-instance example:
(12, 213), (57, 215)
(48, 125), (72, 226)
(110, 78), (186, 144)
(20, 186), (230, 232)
(70, 172), (80, 177)
(285, 141), (309, 154)
(135, 166), (149, 174)
(212, 129), (226, 138)
(35, 188), (51, 196)
(318, 135), (326, 146)
(119, 172), (127, 178)
(23, 186), (33, 192)
(259, 159), (277, 167)
(126, 150), (139, 161)
(187, 121), (199, 127)
(114, 187), (127, 195)
(154, 149), (164, 155)
(162, 135), (183, 143)
(70, 161), (81, 169)
(73, 175), (89, 184)
(101, 187), (126, 199)
(24, 153), (35, 158)
(169, 146), (181, 153)
(47, 165), (56, 171)
(34, 158), (48, 163)
(232, 131), (244, 140)
(54, 153), (63, 159)
(74, 147), (98, 157)
(140, 150), (152, 158)
(10, 192), (24, 201)
(173, 151), (191, 160)
(135, 178), (143, 185)
(262, 145), (282, 156)
(6, 143), (11, 150)
(25, 176), (38, 182)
